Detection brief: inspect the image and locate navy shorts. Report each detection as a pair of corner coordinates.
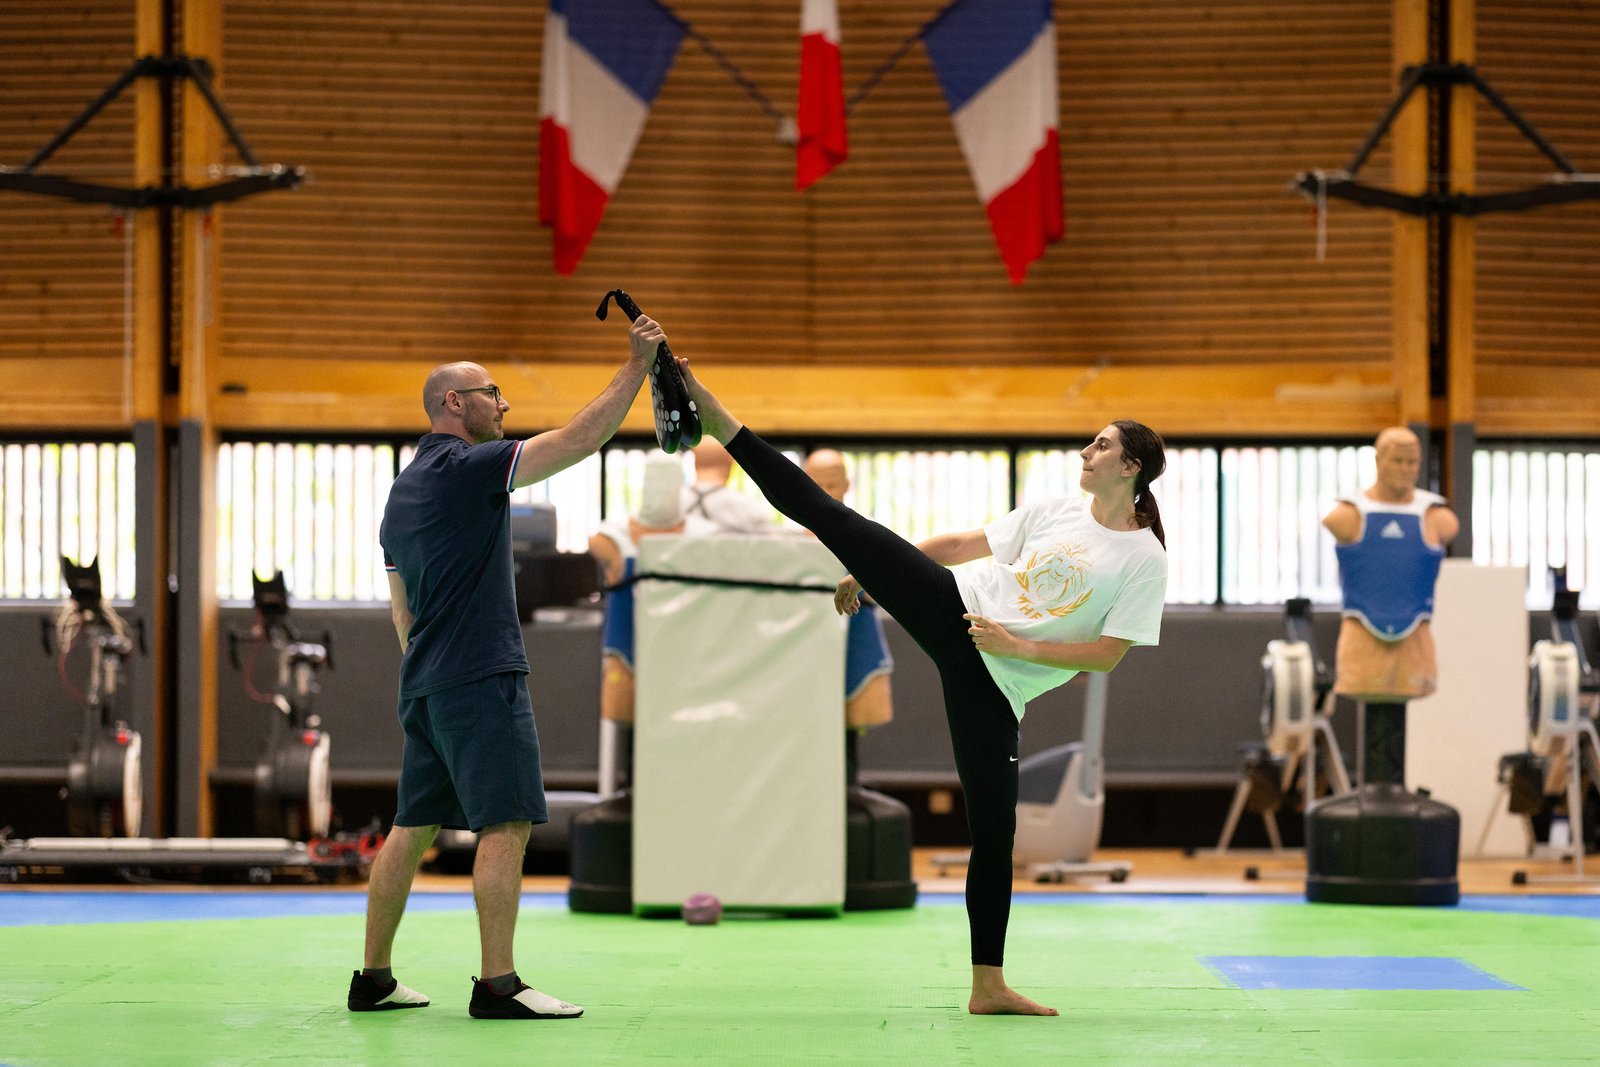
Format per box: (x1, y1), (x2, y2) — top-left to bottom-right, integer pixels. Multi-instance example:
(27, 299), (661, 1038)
(395, 671), (548, 832)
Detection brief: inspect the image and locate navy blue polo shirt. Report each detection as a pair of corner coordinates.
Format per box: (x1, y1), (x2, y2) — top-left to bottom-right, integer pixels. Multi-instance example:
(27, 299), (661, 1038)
(381, 432), (530, 699)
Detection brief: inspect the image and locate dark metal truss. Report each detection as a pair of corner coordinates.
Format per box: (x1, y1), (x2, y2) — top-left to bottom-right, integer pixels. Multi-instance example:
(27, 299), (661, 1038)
(1292, 63), (1597, 218)
(0, 54), (305, 209)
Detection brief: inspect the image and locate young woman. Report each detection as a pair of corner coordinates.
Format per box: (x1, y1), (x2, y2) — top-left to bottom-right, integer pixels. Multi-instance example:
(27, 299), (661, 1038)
(678, 359), (1169, 1017)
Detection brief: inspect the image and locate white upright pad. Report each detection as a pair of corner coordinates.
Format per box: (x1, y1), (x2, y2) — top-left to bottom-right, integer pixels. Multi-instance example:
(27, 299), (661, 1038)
(632, 536), (847, 913)
(1408, 561), (1528, 858)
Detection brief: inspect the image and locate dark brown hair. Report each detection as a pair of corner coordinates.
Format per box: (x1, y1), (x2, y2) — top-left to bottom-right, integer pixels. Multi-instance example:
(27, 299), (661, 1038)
(1112, 419), (1167, 550)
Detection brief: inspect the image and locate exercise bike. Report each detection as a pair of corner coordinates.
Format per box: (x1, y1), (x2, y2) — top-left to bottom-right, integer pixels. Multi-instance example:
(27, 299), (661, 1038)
(41, 556), (144, 838)
(1207, 597), (1352, 860)
(1, 571), (378, 883)
(1476, 569), (1600, 884)
(932, 672), (1131, 884)
(227, 572), (333, 841)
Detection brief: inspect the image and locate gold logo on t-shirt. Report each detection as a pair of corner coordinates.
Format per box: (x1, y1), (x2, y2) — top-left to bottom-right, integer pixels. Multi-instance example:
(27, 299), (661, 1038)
(1012, 543), (1093, 619)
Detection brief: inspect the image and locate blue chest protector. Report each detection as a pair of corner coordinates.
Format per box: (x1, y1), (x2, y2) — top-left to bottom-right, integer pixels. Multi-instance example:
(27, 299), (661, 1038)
(844, 602), (895, 699)
(1336, 510), (1444, 640)
(600, 556), (637, 668)
(603, 558), (893, 696)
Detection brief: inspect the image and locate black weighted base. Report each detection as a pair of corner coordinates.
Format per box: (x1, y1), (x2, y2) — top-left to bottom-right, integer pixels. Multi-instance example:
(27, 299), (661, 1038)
(567, 792), (634, 914)
(844, 785), (918, 910)
(1304, 783), (1460, 906)
(566, 786), (919, 914)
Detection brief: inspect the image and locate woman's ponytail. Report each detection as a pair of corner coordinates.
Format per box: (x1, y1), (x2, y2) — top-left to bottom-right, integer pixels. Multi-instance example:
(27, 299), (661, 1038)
(1133, 483), (1166, 550)
(1113, 419), (1168, 550)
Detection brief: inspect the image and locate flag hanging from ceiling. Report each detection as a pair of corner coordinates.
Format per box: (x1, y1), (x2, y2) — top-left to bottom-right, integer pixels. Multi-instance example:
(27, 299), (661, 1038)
(539, 0), (686, 274)
(795, 0), (848, 190)
(922, 0), (1062, 284)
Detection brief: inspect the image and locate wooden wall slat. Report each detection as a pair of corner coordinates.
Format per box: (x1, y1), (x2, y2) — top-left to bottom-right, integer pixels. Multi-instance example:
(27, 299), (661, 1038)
(37, 3), (1593, 437)
(1474, 1), (1600, 435)
(0, 0), (136, 428)
(205, 0), (1397, 436)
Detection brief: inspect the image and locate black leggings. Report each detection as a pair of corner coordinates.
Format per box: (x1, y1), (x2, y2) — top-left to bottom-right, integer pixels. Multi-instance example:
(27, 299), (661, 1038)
(726, 428), (1019, 966)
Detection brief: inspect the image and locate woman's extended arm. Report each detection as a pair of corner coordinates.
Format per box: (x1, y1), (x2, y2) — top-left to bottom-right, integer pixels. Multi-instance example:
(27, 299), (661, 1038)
(963, 614), (1133, 672)
(916, 528), (994, 566)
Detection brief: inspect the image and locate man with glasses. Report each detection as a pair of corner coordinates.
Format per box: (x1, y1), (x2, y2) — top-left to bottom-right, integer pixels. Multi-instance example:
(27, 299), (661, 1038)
(349, 313), (666, 1020)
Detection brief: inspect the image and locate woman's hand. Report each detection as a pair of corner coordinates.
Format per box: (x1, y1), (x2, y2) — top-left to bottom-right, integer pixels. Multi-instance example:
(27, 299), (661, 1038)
(964, 613), (1022, 658)
(835, 575), (863, 615)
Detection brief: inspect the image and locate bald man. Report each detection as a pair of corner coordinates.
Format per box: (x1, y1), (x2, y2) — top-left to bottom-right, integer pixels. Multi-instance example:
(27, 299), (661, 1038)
(804, 448), (850, 502)
(1323, 426), (1459, 701)
(682, 439), (773, 534)
(803, 449), (896, 732)
(356, 315), (663, 1021)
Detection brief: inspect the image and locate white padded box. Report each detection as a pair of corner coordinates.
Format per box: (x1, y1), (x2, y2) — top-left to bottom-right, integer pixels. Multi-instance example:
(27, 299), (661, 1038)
(1408, 561), (1528, 857)
(631, 535), (847, 914)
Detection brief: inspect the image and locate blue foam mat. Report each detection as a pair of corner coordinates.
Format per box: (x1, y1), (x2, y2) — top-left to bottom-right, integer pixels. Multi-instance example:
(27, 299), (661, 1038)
(1204, 954), (1524, 991)
(3, 888), (1598, 926)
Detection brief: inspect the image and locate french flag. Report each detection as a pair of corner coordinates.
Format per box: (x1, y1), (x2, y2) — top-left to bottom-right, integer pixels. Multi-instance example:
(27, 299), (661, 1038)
(922, 0), (1063, 284)
(795, 0), (848, 190)
(539, 0), (685, 275)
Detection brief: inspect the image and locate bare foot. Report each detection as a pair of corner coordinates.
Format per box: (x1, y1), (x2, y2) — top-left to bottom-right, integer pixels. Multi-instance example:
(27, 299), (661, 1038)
(677, 356), (741, 444)
(969, 966), (1058, 1016)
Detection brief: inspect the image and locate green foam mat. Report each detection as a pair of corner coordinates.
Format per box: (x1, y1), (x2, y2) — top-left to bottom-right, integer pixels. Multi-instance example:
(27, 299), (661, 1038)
(3, 897), (1599, 1065)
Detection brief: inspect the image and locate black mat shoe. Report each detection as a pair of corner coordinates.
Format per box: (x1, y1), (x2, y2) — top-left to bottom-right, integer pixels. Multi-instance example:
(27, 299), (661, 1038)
(469, 976), (584, 1020)
(347, 970), (430, 1012)
(595, 288), (702, 454)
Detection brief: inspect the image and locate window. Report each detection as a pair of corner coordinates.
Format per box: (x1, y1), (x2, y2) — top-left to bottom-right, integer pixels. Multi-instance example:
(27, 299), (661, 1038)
(602, 446), (696, 529)
(213, 435), (1596, 610)
(218, 440), (603, 602)
(511, 453), (603, 553)
(14, 435), (1594, 613)
(837, 447), (1010, 542)
(602, 442), (1009, 542)
(604, 444), (847, 533)
(205, 438), (1380, 606)
(1474, 446), (1600, 609)
(1220, 445), (1373, 605)
(1019, 446), (1220, 605)
(0, 441), (136, 600)
(217, 441), (396, 602)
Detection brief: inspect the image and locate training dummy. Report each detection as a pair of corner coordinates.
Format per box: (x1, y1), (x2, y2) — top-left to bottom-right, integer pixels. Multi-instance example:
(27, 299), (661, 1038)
(1308, 426), (1464, 907)
(1322, 427), (1460, 701)
(588, 454), (714, 725)
(682, 439), (774, 534)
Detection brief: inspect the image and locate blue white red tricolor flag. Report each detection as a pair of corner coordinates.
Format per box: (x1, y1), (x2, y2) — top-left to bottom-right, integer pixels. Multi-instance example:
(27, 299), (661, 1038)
(539, 0), (685, 274)
(795, 0), (848, 190)
(922, 0), (1063, 284)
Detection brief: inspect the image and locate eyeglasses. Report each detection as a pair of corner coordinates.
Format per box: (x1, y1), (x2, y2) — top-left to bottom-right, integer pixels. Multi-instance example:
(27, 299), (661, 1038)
(450, 385), (501, 403)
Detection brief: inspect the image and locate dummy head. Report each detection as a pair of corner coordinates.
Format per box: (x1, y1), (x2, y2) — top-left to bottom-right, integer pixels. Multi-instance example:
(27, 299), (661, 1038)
(691, 439), (735, 486)
(804, 449), (850, 502)
(1373, 427), (1423, 500)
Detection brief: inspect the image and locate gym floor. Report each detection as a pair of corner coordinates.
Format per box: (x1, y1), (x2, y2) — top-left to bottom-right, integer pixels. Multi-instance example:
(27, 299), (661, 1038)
(3, 848), (1598, 1066)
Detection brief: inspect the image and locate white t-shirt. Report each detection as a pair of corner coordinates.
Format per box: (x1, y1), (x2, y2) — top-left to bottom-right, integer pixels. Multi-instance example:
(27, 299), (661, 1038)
(592, 514), (721, 560)
(681, 483), (773, 534)
(954, 496), (1168, 720)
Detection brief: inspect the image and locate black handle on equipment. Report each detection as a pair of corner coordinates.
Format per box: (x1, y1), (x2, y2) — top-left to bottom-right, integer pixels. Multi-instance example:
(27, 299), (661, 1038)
(596, 289), (675, 364)
(593, 288), (702, 453)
